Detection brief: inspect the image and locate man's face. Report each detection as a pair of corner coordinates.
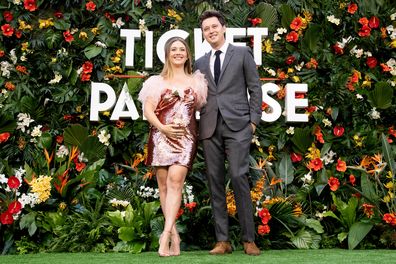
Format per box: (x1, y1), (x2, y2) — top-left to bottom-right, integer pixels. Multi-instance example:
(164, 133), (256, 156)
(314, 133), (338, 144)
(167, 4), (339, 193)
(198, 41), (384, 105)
(201, 16), (226, 49)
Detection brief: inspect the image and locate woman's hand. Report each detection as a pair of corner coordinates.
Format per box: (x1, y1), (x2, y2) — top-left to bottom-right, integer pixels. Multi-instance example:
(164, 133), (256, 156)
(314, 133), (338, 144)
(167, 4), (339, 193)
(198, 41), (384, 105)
(159, 124), (186, 139)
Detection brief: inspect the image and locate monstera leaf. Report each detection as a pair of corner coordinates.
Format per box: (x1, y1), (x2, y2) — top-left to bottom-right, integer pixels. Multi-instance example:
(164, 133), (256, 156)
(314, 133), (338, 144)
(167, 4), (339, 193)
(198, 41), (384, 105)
(367, 81), (393, 109)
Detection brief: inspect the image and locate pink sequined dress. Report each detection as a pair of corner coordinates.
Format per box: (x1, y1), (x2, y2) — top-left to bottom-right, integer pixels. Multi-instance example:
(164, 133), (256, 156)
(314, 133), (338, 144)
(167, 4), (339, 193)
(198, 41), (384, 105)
(138, 71), (207, 169)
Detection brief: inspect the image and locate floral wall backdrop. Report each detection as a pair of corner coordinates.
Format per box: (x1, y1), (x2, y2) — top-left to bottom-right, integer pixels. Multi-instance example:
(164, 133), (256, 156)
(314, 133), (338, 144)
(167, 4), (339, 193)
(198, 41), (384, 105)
(0, 0), (396, 254)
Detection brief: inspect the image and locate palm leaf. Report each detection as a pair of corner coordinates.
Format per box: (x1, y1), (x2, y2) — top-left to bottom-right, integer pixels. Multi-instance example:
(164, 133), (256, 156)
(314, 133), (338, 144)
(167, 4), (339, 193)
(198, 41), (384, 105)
(252, 3), (278, 31)
(279, 4), (296, 29)
(367, 81), (393, 109)
(63, 124), (89, 147)
(80, 136), (106, 162)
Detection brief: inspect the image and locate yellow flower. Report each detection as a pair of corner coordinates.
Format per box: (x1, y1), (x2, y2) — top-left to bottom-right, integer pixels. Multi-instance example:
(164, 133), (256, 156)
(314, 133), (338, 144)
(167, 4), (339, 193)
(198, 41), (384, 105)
(59, 202), (67, 210)
(263, 39), (273, 54)
(21, 42), (29, 52)
(115, 49), (124, 57)
(339, 3), (347, 9)
(30, 175), (52, 203)
(51, 57), (57, 63)
(293, 203), (303, 217)
(79, 31), (88, 40)
(384, 181), (394, 190)
(38, 18), (54, 29)
(262, 196), (286, 206)
(111, 56), (121, 63)
(291, 76), (301, 82)
(303, 10), (313, 22)
(383, 194), (391, 203)
(361, 75), (372, 88)
(390, 39), (396, 49)
(102, 111), (111, 117)
(91, 27), (99, 35)
(110, 65), (122, 73)
(167, 9), (182, 22)
(287, 68), (294, 73)
(226, 191), (237, 216)
(306, 143), (321, 159)
(300, 17), (308, 30)
(18, 19), (33, 31)
(76, 105), (82, 113)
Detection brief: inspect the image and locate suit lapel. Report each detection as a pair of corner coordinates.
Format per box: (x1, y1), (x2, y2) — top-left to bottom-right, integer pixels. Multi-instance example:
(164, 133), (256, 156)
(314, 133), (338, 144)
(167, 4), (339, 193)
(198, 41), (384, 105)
(218, 45), (234, 86)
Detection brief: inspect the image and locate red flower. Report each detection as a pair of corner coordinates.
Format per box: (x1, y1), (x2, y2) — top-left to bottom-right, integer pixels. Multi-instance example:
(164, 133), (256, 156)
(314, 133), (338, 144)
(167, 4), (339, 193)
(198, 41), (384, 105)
(285, 55), (296, 65)
(332, 43), (344, 55)
(16, 65), (28, 75)
(328, 176), (340, 191)
(105, 12), (116, 23)
(176, 208), (184, 219)
(7, 176), (21, 189)
(0, 50), (4, 57)
(389, 126), (396, 138)
(63, 30), (74, 43)
(336, 159), (347, 172)
(258, 208), (271, 224)
(7, 201), (22, 214)
(347, 3), (358, 14)
(3, 11), (13, 22)
(380, 63), (392, 72)
(366, 57), (378, 69)
(15, 30), (22, 38)
(290, 152), (303, 163)
(349, 174), (356, 186)
(368, 16), (380, 29)
(82, 61), (94, 73)
(56, 135), (64, 144)
(24, 0), (37, 12)
(54, 11), (64, 19)
(383, 213), (396, 226)
(358, 17), (369, 26)
(314, 126), (324, 144)
(305, 106), (317, 113)
(185, 202), (197, 212)
(246, 0), (256, 5)
(358, 25), (371, 37)
(308, 158), (323, 171)
(0, 132), (11, 143)
(1, 24), (14, 37)
(5, 82), (15, 91)
(258, 224), (270, 235)
(75, 161), (86, 172)
(0, 212), (14, 225)
(81, 73), (91, 82)
(248, 18), (262, 27)
(333, 126), (345, 137)
(306, 58), (318, 69)
(290, 17), (303, 31)
(286, 31), (299, 42)
(362, 203), (375, 218)
(86, 1), (96, 11)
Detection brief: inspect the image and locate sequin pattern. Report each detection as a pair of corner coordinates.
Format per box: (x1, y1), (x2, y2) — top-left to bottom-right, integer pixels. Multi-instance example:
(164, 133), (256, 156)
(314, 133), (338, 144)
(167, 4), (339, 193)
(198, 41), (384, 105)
(146, 87), (198, 169)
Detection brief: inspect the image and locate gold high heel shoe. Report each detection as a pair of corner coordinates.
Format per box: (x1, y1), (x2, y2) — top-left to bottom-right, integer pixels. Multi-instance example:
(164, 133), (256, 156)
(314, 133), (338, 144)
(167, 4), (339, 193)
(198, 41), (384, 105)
(170, 232), (181, 256)
(158, 231), (171, 257)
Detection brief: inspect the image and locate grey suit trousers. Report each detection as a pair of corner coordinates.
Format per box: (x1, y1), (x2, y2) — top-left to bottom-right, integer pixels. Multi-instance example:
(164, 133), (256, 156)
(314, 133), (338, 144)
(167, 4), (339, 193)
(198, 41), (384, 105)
(202, 113), (255, 242)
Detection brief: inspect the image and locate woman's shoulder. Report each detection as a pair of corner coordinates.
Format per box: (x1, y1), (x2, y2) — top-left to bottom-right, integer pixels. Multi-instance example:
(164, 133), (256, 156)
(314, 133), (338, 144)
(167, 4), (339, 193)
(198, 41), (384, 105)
(144, 75), (163, 85)
(192, 70), (206, 82)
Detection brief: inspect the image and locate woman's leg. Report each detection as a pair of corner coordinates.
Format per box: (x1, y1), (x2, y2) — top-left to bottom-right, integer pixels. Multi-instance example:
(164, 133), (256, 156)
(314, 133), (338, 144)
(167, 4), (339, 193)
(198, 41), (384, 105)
(156, 167), (171, 256)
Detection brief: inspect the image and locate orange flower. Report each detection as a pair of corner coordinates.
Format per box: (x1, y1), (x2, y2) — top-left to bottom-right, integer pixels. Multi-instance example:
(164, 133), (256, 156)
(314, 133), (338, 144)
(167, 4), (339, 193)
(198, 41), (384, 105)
(347, 3), (358, 14)
(336, 159), (347, 172)
(16, 65), (28, 74)
(362, 203), (375, 218)
(349, 174), (356, 186)
(383, 213), (396, 226)
(258, 207), (271, 224)
(4, 81), (15, 91)
(328, 176), (340, 191)
(306, 58), (318, 69)
(314, 126), (324, 144)
(290, 17), (303, 31)
(86, 1), (96, 11)
(286, 31), (299, 42)
(258, 224), (270, 235)
(308, 158), (323, 171)
(185, 202), (197, 212)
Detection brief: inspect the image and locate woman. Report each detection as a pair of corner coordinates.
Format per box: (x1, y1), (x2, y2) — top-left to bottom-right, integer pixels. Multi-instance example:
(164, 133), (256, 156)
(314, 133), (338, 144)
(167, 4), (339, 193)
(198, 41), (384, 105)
(138, 37), (207, 257)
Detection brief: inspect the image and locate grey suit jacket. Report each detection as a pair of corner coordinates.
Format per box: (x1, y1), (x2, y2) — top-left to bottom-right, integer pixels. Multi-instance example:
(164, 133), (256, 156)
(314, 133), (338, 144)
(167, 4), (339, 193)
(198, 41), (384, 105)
(194, 44), (262, 140)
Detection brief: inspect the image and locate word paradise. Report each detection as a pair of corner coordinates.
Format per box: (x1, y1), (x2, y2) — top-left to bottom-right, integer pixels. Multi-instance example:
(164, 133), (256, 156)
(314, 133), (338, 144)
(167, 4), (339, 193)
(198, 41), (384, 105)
(89, 82), (308, 123)
(89, 28), (309, 123)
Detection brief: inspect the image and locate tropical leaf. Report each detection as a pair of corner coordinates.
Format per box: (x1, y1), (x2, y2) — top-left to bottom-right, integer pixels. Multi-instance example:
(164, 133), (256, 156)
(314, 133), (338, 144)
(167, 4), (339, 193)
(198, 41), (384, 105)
(63, 124), (89, 147)
(305, 218), (324, 234)
(278, 153), (294, 185)
(291, 229), (312, 249)
(279, 4), (295, 29)
(348, 222), (373, 249)
(252, 3), (278, 30)
(302, 23), (321, 53)
(381, 133), (396, 175)
(367, 82), (393, 109)
(80, 136), (106, 162)
(84, 45), (103, 59)
(360, 172), (379, 203)
(44, 30), (62, 49)
(291, 127), (314, 154)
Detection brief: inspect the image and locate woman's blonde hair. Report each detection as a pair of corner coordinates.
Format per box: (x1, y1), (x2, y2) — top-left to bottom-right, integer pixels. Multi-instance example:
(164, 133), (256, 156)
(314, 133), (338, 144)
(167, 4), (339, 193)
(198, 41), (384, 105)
(160, 37), (192, 79)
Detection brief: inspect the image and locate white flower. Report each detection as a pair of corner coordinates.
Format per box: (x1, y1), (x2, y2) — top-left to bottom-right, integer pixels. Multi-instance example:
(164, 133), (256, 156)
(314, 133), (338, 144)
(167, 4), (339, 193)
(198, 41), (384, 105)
(30, 125), (42, 137)
(16, 113), (34, 132)
(109, 198), (130, 207)
(336, 36), (352, 49)
(19, 193), (39, 208)
(302, 172), (314, 185)
(0, 173), (7, 184)
(13, 0), (22, 4)
(386, 25), (396, 39)
(98, 130), (111, 146)
(252, 135), (260, 146)
(322, 118), (332, 127)
(112, 17), (125, 28)
(57, 48), (69, 57)
(323, 150), (336, 165)
(276, 28), (287, 34)
(20, 55), (27, 62)
(1, 61), (13, 78)
(139, 19), (148, 34)
(263, 67), (276, 76)
(78, 152), (88, 162)
(286, 126), (295, 135)
(295, 62), (304, 71)
(369, 107), (380, 120)
(356, 94), (363, 100)
(273, 33), (281, 42)
(327, 15), (341, 25)
(95, 41), (107, 48)
(146, 0), (152, 9)
(350, 46), (364, 58)
(363, 51), (372, 57)
(56, 145), (69, 159)
(48, 71), (62, 84)
(391, 12), (396, 21)
(10, 49), (17, 64)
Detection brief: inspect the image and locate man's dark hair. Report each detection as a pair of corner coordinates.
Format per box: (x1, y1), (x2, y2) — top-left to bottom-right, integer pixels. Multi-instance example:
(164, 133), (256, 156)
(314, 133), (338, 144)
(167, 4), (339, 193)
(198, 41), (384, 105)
(199, 10), (226, 28)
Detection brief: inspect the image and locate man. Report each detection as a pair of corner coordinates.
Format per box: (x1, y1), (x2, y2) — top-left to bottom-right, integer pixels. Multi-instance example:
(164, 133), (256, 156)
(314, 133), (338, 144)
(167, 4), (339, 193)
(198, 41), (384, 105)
(194, 10), (262, 256)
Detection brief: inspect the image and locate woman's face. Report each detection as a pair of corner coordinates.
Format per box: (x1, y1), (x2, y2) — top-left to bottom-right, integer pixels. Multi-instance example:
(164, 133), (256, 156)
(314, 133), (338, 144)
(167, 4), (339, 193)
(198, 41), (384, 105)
(168, 40), (188, 67)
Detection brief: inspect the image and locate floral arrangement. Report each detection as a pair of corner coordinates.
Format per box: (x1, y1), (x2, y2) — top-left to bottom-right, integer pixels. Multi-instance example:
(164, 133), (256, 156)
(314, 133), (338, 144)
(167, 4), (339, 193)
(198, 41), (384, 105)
(0, 0), (395, 253)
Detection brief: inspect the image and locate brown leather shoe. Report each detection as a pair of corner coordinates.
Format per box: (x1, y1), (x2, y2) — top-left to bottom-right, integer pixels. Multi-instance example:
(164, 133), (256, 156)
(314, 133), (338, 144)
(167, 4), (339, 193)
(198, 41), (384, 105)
(209, 241), (232, 255)
(243, 241), (260, 256)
